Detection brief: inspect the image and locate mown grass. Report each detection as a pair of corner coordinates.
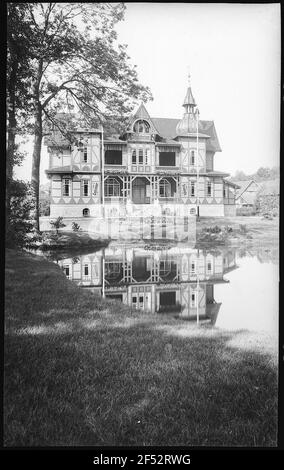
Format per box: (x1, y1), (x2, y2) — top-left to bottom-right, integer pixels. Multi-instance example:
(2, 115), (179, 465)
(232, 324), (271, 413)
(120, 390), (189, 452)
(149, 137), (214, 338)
(4, 249), (278, 446)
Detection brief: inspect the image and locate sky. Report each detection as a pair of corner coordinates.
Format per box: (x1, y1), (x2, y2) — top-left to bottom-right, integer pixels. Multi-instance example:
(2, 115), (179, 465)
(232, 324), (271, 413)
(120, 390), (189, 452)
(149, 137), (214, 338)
(14, 2), (281, 184)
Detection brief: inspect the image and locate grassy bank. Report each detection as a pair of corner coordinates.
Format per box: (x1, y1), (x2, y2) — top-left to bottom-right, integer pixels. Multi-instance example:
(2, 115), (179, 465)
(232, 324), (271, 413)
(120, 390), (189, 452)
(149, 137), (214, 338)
(196, 216), (279, 246)
(40, 231), (109, 250)
(4, 249), (277, 446)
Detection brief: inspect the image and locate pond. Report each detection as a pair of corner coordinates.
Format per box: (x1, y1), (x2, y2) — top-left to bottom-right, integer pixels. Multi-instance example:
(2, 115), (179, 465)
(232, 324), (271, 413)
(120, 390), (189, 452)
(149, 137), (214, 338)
(44, 241), (279, 336)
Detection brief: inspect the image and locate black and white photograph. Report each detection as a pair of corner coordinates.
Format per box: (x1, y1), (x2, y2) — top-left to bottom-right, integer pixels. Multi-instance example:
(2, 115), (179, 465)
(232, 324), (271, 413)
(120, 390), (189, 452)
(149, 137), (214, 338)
(5, 2), (281, 450)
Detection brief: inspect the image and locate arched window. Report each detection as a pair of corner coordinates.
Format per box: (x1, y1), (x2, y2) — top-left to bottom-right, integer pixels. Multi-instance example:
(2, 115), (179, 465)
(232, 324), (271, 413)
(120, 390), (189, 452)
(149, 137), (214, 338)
(159, 178), (172, 198)
(105, 177), (121, 197)
(83, 208), (90, 217)
(133, 119), (150, 133)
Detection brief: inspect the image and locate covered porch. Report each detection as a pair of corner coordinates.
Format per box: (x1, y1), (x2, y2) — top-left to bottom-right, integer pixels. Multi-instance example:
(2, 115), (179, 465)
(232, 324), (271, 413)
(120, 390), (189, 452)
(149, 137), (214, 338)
(104, 174), (180, 204)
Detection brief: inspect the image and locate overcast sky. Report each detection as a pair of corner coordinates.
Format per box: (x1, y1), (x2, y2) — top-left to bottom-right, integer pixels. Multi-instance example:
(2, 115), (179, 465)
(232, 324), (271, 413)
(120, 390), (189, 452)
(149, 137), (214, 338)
(15, 2), (281, 184)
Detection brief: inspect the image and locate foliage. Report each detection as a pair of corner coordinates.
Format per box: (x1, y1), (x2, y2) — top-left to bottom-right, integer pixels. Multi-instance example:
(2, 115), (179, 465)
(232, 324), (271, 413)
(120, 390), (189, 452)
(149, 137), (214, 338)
(254, 186), (279, 216)
(49, 216), (66, 234)
(39, 198), (50, 216)
(202, 225), (222, 234)
(236, 207), (257, 216)
(72, 222), (81, 232)
(5, 180), (37, 248)
(231, 166), (279, 182)
(7, 2), (152, 230)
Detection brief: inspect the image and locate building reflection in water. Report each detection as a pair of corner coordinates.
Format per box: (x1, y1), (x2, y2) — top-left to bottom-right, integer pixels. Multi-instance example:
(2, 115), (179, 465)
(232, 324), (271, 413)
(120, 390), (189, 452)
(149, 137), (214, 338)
(58, 245), (238, 325)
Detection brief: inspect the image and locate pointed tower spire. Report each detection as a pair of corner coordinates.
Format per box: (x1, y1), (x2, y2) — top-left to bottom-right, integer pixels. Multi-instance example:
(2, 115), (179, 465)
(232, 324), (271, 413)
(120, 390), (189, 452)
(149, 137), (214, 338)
(176, 73), (198, 136)
(182, 71), (197, 111)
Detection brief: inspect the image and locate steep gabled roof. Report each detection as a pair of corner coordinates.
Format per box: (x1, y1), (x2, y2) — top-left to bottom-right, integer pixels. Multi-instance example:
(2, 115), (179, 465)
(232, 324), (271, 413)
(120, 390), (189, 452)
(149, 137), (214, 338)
(151, 118), (221, 152)
(126, 102), (159, 135)
(43, 109), (222, 153)
(235, 180), (259, 199)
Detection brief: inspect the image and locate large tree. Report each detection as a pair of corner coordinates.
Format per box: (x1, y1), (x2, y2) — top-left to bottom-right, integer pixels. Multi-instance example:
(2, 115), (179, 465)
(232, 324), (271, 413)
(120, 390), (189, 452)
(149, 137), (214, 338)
(16, 3), (152, 230)
(6, 3), (33, 230)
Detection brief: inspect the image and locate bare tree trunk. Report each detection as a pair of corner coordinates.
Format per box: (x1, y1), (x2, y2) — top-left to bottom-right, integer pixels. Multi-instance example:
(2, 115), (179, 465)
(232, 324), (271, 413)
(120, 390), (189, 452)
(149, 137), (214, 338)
(31, 103), (42, 232)
(6, 58), (18, 232)
(31, 61), (43, 232)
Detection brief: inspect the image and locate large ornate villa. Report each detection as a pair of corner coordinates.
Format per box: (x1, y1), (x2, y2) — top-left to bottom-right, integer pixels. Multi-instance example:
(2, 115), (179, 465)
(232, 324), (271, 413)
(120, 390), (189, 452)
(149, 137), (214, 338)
(45, 78), (239, 218)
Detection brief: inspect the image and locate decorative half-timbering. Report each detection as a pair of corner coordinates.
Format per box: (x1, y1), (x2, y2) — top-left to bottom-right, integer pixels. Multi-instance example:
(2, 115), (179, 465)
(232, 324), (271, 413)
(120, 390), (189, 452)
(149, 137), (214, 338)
(57, 246), (238, 323)
(45, 76), (239, 218)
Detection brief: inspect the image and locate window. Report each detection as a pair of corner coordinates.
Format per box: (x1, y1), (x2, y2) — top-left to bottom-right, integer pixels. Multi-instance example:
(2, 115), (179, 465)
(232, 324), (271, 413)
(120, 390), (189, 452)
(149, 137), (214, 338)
(190, 150), (195, 165)
(207, 181), (212, 197)
(182, 184), (188, 197)
(159, 152), (175, 166)
(63, 178), (70, 196)
(160, 260), (172, 276)
(83, 147), (88, 162)
(83, 179), (89, 197)
(190, 181), (195, 197)
(83, 208), (90, 217)
(84, 264), (89, 276)
(190, 292), (196, 307)
(132, 147), (150, 166)
(92, 182), (98, 196)
(159, 178), (172, 198)
(105, 262), (122, 279)
(105, 177), (121, 197)
(133, 119), (150, 133)
(105, 149), (122, 165)
(207, 262), (212, 272)
(160, 291), (176, 306)
(145, 149), (149, 165)
(190, 262), (195, 274)
(223, 187), (226, 198)
(63, 265), (70, 279)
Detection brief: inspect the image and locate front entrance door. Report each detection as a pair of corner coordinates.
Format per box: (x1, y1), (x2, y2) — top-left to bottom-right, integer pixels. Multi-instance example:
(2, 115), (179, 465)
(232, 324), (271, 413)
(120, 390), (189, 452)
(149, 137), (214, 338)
(132, 177), (149, 204)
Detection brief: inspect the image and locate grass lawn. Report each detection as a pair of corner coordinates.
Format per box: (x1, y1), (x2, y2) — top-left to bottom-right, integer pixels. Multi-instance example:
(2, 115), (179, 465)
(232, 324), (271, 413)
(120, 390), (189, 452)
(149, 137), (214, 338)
(4, 249), (278, 446)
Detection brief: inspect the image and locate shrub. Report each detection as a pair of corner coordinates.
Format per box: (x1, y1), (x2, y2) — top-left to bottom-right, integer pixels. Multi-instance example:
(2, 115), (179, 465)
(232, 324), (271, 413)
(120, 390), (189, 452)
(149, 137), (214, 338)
(39, 198), (50, 216)
(239, 224), (248, 233)
(6, 180), (37, 248)
(50, 216), (66, 235)
(72, 222), (81, 232)
(202, 225), (222, 234)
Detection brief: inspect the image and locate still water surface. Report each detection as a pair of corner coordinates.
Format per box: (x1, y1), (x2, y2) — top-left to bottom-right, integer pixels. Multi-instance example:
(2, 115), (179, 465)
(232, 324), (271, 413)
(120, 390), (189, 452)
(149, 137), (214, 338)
(46, 242), (278, 336)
